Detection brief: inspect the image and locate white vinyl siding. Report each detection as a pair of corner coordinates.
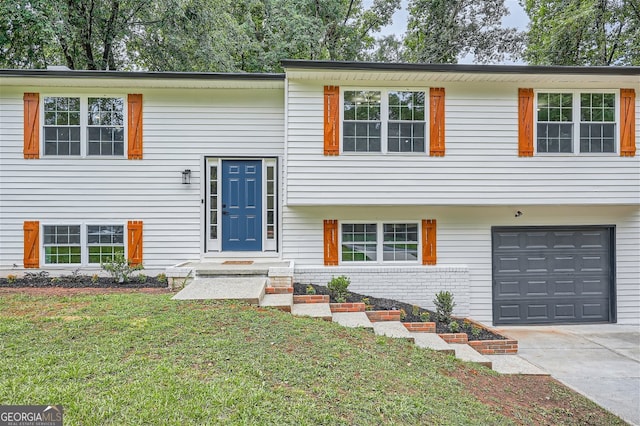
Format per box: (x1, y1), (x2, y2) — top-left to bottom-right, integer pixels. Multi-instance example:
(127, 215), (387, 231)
(0, 85), (284, 269)
(286, 81), (640, 206)
(281, 204), (640, 326)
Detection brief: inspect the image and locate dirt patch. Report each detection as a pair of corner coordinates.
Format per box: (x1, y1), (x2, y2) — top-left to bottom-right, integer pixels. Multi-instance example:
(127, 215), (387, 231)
(448, 366), (626, 425)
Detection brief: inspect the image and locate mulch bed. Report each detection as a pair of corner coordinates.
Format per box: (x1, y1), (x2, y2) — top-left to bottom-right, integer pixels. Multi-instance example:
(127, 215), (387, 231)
(294, 282), (504, 341)
(0, 271), (167, 289)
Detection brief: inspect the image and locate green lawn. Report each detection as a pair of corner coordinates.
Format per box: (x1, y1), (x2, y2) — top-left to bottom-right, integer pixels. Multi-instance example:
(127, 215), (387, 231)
(0, 292), (619, 425)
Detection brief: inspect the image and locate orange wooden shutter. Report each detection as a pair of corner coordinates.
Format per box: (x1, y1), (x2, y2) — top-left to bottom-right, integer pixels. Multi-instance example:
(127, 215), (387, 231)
(620, 88), (636, 157)
(421, 219), (436, 265)
(23, 221), (40, 268)
(429, 88), (445, 156)
(518, 88), (534, 157)
(127, 220), (143, 266)
(323, 219), (339, 265)
(23, 93), (40, 159)
(324, 86), (340, 155)
(128, 94), (143, 159)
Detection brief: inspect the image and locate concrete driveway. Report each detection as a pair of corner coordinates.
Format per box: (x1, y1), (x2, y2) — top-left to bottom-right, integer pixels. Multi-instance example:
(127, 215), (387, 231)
(496, 324), (640, 426)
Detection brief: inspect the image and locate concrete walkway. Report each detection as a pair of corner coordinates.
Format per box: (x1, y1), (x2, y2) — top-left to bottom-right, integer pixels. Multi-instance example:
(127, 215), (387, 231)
(496, 324), (640, 426)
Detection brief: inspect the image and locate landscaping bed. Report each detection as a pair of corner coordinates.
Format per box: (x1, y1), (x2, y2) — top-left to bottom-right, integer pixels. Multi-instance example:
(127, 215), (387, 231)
(0, 270), (167, 289)
(294, 282), (505, 342)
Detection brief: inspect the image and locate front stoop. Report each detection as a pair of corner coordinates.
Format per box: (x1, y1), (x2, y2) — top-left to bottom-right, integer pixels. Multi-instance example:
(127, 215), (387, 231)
(291, 303), (333, 321)
(260, 293), (293, 312)
(450, 343), (493, 369)
(373, 321), (415, 343)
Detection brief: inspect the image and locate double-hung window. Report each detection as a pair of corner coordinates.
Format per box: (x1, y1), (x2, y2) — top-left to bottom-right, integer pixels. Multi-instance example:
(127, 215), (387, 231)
(536, 91), (617, 154)
(43, 96), (125, 157)
(341, 222), (419, 263)
(342, 90), (426, 153)
(43, 224), (124, 265)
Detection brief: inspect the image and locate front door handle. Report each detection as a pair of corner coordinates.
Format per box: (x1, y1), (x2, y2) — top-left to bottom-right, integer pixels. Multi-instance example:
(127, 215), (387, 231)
(222, 211), (228, 215)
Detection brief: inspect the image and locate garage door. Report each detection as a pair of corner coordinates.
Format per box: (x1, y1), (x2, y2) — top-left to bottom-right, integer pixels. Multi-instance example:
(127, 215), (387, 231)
(492, 226), (614, 325)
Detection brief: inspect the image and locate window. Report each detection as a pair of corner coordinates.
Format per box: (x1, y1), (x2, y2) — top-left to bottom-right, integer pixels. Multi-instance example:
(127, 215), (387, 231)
(43, 96), (125, 157)
(87, 225), (124, 263)
(536, 91), (617, 154)
(44, 225), (81, 264)
(43, 224), (124, 265)
(341, 223), (419, 263)
(88, 98), (125, 156)
(343, 89), (426, 153)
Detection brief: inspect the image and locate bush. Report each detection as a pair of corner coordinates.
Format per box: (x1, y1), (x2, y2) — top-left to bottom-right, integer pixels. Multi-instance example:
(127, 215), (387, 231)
(448, 320), (460, 333)
(305, 285), (316, 295)
(419, 311), (431, 322)
(101, 253), (143, 283)
(327, 275), (350, 303)
(433, 290), (456, 324)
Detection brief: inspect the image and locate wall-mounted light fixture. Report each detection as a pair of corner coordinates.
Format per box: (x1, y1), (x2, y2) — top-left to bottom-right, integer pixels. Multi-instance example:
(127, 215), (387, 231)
(181, 169), (191, 185)
(514, 210), (523, 218)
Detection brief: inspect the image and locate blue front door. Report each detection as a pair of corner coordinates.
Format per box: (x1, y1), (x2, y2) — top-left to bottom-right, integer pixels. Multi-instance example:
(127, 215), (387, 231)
(222, 160), (262, 251)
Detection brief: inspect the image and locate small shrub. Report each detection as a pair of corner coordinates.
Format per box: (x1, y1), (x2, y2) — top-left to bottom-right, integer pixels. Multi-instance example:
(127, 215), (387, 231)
(411, 305), (420, 317)
(50, 277), (61, 284)
(305, 285), (316, 295)
(361, 297), (373, 311)
(136, 274), (147, 283)
(399, 308), (407, 321)
(24, 271), (49, 281)
(433, 290), (456, 324)
(91, 274), (100, 284)
(419, 311), (431, 322)
(7, 274), (17, 284)
(448, 320), (460, 333)
(156, 273), (168, 284)
(327, 275), (350, 303)
(101, 253), (143, 283)
(471, 326), (482, 338)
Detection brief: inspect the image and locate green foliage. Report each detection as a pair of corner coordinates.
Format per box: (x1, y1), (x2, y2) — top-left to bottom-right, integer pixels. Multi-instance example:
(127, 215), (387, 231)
(448, 320), (460, 333)
(136, 274), (147, 284)
(361, 297), (373, 311)
(522, 0), (640, 65)
(327, 275), (350, 303)
(6, 274), (17, 284)
(471, 325), (482, 338)
(91, 274), (100, 284)
(101, 253), (143, 283)
(433, 291), (456, 324)
(403, 0), (523, 64)
(399, 308), (407, 321)
(305, 285), (316, 295)
(156, 273), (167, 284)
(419, 311), (431, 322)
(50, 277), (61, 284)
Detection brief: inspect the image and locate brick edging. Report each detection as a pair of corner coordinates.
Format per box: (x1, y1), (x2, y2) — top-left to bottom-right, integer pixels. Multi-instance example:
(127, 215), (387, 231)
(468, 339), (519, 355)
(293, 295), (330, 304)
(403, 322), (436, 333)
(265, 287), (293, 294)
(438, 333), (468, 344)
(329, 302), (366, 313)
(366, 310), (401, 322)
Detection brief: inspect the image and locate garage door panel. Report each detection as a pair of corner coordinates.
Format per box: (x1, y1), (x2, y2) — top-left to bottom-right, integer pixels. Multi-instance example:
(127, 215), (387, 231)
(493, 226), (613, 325)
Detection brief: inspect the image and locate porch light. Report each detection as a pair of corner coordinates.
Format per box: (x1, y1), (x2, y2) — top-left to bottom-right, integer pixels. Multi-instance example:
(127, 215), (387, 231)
(182, 169), (191, 185)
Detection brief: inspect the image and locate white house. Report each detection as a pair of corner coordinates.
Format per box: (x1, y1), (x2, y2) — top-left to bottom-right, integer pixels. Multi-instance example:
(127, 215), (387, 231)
(1, 61), (638, 326)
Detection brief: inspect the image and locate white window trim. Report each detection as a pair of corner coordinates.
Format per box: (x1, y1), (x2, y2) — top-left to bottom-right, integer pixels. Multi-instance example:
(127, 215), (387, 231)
(41, 94), (128, 158)
(41, 221), (127, 267)
(534, 89), (619, 156)
(339, 221), (422, 265)
(340, 88), (429, 155)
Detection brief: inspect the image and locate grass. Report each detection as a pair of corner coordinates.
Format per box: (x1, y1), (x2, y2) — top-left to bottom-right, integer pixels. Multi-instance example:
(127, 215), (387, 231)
(0, 292), (625, 425)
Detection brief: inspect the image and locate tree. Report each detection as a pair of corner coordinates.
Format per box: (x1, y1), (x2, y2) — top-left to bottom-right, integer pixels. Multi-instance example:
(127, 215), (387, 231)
(522, 0), (640, 66)
(403, 0), (523, 64)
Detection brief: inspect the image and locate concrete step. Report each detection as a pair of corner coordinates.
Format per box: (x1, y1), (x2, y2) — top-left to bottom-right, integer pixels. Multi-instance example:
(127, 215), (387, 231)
(485, 355), (548, 375)
(373, 321), (415, 343)
(259, 293), (293, 312)
(291, 303), (333, 321)
(450, 343), (493, 368)
(412, 333), (455, 355)
(332, 312), (374, 329)
(172, 277), (266, 304)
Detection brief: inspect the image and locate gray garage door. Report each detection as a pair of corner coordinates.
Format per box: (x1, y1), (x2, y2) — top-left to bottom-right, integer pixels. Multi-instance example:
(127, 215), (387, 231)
(492, 226), (614, 325)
